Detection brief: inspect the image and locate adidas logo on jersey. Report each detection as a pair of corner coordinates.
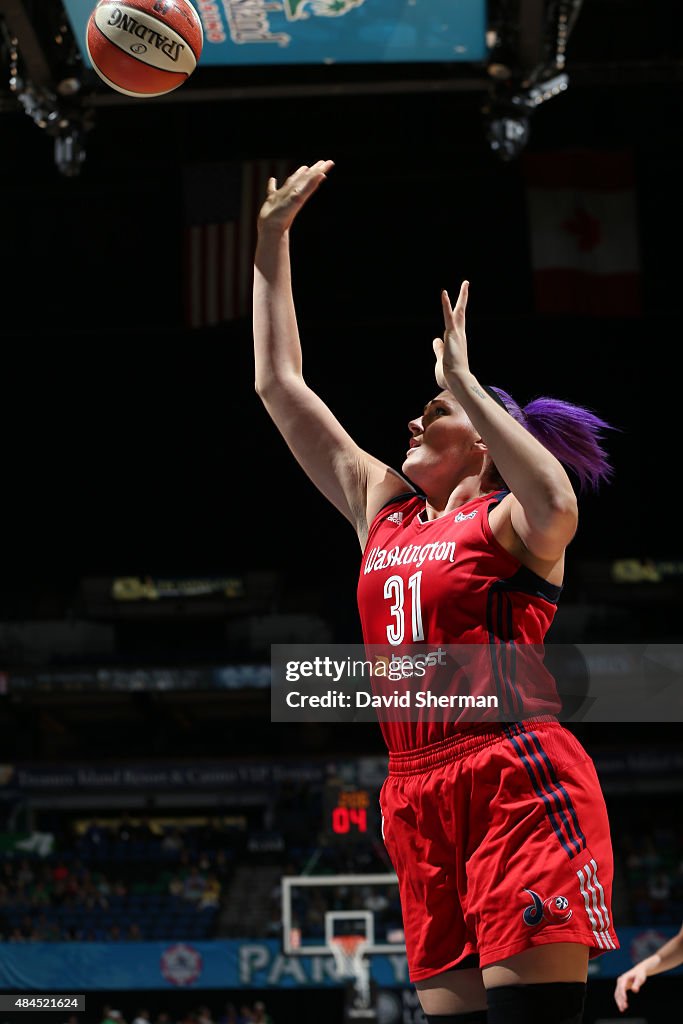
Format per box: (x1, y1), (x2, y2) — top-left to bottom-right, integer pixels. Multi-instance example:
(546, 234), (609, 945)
(455, 510), (478, 522)
(386, 512), (404, 524)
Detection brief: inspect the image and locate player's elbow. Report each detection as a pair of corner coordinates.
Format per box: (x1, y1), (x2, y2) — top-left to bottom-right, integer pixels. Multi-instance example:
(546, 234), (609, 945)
(254, 374), (281, 403)
(538, 489), (578, 543)
(255, 370), (302, 402)
(547, 487), (578, 523)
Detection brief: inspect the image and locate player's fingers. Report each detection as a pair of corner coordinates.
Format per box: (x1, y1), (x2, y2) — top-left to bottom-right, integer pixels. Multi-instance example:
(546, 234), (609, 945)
(441, 289), (454, 327)
(433, 338), (444, 358)
(454, 280), (469, 317)
(266, 177), (277, 195)
(284, 165), (310, 186)
(296, 167), (332, 200)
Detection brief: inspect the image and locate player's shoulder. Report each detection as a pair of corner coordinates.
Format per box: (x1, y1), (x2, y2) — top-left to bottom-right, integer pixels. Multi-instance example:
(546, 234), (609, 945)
(376, 489), (423, 515)
(359, 481), (422, 549)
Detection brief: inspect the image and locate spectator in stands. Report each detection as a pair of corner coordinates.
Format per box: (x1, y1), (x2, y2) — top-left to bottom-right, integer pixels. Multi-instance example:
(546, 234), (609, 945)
(161, 827), (184, 855)
(251, 1002), (272, 1024)
(137, 817), (155, 843)
(217, 1003), (239, 1024)
(198, 873), (221, 910)
(52, 860), (69, 884)
(29, 879), (51, 908)
(127, 921), (144, 940)
(83, 875), (109, 909)
(614, 921), (683, 1012)
(96, 871), (112, 901)
(627, 835), (661, 871)
(83, 821), (107, 847)
(112, 878), (128, 898)
(182, 865), (207, 903)
(212, 849), (231, 882)
(362, 885), (389, 914)
(16, 858), (34, 888)
(117, 813), (136, 842)
(32, 912), (61, 941)
(51, 878), (69, 907)
(131, 1010), (151, 1024)
(647, 870), (672, 914)
(100, 1008), (125, 1024)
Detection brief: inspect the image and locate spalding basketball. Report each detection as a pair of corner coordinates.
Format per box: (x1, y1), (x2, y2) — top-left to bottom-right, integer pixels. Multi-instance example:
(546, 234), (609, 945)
(86, 0), (203, 98)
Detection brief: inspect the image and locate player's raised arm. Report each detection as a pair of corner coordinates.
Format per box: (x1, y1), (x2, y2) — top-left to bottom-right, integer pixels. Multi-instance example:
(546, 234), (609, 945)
(253, 161), (410, 546)
(435, 282), (579, 561)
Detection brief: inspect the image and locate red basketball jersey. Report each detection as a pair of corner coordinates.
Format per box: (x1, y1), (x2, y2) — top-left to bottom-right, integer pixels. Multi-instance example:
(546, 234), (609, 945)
(357, 490), (562, 751)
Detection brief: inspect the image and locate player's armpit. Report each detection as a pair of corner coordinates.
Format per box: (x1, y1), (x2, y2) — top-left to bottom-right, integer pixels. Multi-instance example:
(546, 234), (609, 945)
(359, 458), (416, 549)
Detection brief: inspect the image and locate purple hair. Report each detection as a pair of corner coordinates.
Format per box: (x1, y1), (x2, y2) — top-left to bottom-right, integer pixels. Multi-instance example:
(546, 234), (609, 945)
(489, 387), (616, 491)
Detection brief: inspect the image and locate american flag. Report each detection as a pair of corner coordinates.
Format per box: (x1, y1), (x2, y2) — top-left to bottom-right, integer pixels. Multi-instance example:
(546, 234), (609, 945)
(182, 158), (290, 329)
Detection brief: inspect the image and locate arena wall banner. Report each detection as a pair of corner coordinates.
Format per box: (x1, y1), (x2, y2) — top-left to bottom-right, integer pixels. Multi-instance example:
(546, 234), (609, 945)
(1, 932), (681, 990)
(6, 663), (271, 693)
(62, 1), (488, 68)
(0, 761), (324, 794)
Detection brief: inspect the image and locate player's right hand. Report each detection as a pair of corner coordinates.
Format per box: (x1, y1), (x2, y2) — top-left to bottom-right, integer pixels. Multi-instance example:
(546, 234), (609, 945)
(257, 160), (334, 235)
(614, 964), (649, 1012)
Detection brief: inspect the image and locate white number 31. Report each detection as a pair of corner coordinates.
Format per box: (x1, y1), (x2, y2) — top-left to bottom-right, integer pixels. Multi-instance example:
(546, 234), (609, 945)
(383, 571), (424, 645)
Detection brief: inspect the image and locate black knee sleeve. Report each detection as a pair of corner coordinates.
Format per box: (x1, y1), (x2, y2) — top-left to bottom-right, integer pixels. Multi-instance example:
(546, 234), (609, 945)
(486, 982), (586, 1024)
(424, 1014), (488, 1024)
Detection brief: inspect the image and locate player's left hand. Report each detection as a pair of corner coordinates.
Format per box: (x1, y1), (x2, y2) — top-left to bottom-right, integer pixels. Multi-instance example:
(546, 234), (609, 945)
(614, 965), (649, 1012)
(433, 281), (470, 391)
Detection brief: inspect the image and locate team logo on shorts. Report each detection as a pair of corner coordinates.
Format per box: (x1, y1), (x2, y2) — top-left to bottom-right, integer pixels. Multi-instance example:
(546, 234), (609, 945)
(522, 889), (573, 927)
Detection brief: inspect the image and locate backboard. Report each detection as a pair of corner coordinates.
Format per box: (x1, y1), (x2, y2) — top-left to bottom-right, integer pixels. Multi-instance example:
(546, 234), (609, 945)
(281, 872), (404, 956)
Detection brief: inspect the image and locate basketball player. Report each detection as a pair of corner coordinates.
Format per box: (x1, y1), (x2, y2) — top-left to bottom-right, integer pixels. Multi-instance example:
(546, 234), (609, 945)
(614, 921), (683, 1012)
(254, 161), (618, 1024)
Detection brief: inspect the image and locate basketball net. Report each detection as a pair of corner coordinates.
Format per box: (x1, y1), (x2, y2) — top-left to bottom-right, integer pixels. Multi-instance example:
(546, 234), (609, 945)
(329, 935), (371, 1008)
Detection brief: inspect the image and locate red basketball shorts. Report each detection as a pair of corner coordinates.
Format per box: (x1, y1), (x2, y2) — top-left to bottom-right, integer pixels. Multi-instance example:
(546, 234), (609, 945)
(379, 718), (618, 982)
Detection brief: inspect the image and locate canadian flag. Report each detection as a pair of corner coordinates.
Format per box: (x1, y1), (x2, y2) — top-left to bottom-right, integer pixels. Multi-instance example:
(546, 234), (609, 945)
(523, 148), (641, 316)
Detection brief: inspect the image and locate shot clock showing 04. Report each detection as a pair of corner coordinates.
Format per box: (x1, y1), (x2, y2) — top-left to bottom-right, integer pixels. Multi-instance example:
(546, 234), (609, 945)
(323, 783), (379, 842)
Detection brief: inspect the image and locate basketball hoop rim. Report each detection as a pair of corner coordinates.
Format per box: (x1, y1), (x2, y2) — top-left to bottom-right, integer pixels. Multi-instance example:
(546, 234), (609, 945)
(329, 933), (371, 979)
(329, 933), (368, 955)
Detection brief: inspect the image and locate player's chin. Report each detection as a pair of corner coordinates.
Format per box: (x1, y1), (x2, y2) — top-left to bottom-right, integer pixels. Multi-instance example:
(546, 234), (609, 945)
(401, 452), (423, 480)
